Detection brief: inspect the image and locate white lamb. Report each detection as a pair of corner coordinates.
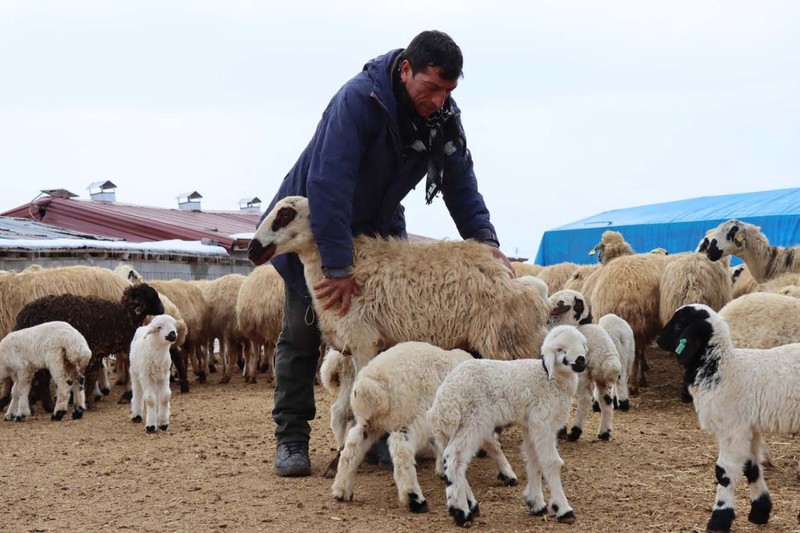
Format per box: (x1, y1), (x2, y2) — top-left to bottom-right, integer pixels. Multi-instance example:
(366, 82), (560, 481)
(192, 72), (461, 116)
(129, 314), (178, 433)
(658, 303), (800, 532)
(0, 321), (92, 421)
(427, 326), (588, 527)
(324, 342), (517, 513)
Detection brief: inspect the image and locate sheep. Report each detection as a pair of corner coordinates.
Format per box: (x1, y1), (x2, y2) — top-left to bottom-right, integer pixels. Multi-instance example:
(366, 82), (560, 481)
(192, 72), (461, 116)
(113, 263), (144, 284)
(658, 251), (731, 327)
(248, 196), (550, 463)
(516, 275), (548, 300)
(13, 283), (165, 408)
(589, 230), (635, 265)
(129, 314), (179, 433)
(236, 265), (285, 383)
(657, 303), (800, 532)
(730, 264), (758, 298)
(718, 292), (800, 349)
(427, 325), (588, 527)
(597, 313), (635, 412)
(0, 321), (92, 421)
(512, 262), (543, 278)
(704, 219), (800, 283)
(325, 342), (515, 512)
(562, 264), (600, 292)
(757, 271), (800, 295)
(536, 262), (580, 295)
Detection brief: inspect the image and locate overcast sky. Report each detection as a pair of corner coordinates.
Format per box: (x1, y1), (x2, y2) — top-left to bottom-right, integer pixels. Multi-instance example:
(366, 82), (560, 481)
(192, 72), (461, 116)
(1, 1), (798, 261)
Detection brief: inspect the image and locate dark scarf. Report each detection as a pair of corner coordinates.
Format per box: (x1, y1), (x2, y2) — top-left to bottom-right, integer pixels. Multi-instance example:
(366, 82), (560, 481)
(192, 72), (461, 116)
(392, 54), (460, 204)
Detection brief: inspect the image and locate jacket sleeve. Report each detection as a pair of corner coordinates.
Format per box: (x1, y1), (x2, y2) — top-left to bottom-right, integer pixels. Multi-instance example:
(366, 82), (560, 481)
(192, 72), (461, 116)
(305, 86), (375, 271)
(440, 108), (500, 247)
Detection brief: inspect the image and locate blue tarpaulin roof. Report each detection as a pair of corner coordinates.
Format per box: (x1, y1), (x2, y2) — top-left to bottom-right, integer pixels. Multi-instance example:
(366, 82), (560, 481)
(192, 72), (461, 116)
(534, 188), (800, 266)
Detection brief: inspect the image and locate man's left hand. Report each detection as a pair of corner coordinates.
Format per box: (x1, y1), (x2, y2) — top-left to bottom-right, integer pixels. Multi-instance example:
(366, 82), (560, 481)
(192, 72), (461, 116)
(489, 246), (516, 278)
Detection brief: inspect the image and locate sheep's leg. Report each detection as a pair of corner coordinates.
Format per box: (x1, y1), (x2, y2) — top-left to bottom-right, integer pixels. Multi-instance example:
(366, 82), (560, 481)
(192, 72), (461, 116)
(143, 387), (158, 433)
(568, 377), (591, 441)
(157, 378), (171, 431)
(244, 340), (258, 384)
(14, 370), (34, 421)
(169, 346), (190, 393)
(130, 376), (144, 422)
(388, 424), (429, 513)
(442, 432), (481, 527)
(221, 338), (242, 384)
(745, 432), (772, 525)
(521, 431), (546, 515)
(530, 423), (575, 523)
(596, 381), (614, 440)
(96, 358), (111, 399)
(71, 373), (87, 419)
(331, 421), (381, 503)
(4, 380), (20, 421)
(114, 353), (129, 386)
(629, 343), (646, 395)
(614, 371), (631, 411)
(707, 434), (751, 532)
(49, 364), (72, 421)
(481, 431), (517, 486)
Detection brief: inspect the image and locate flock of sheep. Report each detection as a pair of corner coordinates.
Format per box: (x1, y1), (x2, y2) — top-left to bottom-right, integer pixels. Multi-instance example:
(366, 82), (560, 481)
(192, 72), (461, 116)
(2, 196), (800, 532)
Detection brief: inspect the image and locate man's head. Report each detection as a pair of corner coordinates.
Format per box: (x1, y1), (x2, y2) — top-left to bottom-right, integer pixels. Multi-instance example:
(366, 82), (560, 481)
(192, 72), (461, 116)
(400, 30), (463, 118)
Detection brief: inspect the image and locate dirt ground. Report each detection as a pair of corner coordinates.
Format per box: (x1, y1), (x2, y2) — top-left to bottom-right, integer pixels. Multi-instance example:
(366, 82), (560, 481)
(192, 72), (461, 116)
(2, 346), (799, 533)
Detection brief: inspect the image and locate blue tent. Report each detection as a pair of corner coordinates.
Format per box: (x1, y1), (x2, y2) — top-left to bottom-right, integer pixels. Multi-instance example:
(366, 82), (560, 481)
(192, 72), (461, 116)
(534, 188), (800, 266)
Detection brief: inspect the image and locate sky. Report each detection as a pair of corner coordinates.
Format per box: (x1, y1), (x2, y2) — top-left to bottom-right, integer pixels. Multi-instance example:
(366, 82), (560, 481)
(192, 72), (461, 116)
(1, 1), (798, 262)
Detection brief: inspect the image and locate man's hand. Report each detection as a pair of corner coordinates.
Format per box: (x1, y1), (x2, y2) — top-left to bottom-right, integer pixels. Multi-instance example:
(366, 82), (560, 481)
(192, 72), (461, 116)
(489, 246), (516, 278)
(313, 276), (361, 316)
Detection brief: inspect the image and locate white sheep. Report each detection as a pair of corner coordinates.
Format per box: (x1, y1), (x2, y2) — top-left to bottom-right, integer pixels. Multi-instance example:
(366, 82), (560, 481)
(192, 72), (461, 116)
(658, 303), (800, 532)
(597, 313), (635, 412)
(0, 321), (92, 421)
(324, 342), (517, 513)
(427, 325), (588, 527)
(704, 219), (800, 283)
(718, 291), (800, 349)
(248, 196), (550, 466)
(516, 275), (548, 300)
(129, 314), (179, 433)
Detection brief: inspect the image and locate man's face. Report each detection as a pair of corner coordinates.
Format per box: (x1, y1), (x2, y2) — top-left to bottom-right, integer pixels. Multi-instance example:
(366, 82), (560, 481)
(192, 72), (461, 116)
(400, 60), (458, 118)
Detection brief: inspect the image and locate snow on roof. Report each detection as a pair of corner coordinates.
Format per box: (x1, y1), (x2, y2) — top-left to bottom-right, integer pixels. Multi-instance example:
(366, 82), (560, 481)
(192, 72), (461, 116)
(0, 238), (229, 255)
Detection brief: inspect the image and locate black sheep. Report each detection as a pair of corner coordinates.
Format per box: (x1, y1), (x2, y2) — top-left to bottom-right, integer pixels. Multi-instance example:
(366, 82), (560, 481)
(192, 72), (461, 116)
(13, 283), (165, 410)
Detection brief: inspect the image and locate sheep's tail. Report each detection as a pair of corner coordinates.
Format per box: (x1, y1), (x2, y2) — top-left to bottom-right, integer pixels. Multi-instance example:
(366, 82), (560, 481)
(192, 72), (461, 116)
(427, 394), (460, 449)
(599, 354), (623, 384)
(350, 375), (390, 420)
(319, 348), (353, 395)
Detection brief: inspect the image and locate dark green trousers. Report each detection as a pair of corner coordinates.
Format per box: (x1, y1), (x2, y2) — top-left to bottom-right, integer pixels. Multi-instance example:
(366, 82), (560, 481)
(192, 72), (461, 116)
(272, 285), (321, 445)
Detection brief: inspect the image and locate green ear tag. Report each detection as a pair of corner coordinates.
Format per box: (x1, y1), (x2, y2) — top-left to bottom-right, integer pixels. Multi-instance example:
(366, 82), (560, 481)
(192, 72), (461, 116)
(675, 338), (687, 355)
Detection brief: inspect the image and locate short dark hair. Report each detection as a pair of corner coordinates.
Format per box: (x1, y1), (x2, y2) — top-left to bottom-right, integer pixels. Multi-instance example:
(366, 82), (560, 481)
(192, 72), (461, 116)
(404, 30), (463, 80)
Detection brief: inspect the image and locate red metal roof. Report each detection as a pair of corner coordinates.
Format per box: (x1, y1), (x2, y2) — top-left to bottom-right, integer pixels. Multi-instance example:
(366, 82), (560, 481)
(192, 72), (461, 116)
(1, 198), (261, 252)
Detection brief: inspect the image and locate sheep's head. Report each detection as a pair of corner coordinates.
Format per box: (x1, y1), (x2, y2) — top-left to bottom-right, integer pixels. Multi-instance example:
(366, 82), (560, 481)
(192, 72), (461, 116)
(248, 196), (313, 266)
(145, 314), (178, 344)
(126, 283), (165, 317)
(541, 325), (587, 380)
(548, 289), (592, 326)
(657, 304), (724, 369)
(589, 230), (633, 265)
(704, 219), (753, 262)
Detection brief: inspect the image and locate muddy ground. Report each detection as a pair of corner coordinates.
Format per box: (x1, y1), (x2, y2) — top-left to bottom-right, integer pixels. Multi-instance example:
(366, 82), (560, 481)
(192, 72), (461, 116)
(1, 346), (799, 532)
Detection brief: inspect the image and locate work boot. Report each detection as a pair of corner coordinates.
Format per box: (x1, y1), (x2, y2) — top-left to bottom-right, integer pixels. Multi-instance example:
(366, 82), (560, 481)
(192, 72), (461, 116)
(275, 441), (311, 477)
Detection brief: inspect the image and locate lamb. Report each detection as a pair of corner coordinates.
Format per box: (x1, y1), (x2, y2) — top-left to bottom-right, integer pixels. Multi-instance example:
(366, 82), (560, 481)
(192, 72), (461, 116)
(248, 196), (550, 465)
(704, 219), (800, 283)
(657, 304), (800, 532)
(324, 342), (516, 512)
(597, 313), (635, 412)
(516, 275), (548, 300)
(718, 292), (800, 349)
(13, 283), (165, 408)
(129, 314), (179, 433)
(427, 326), (588, 527)
(0, 321), (92, 421)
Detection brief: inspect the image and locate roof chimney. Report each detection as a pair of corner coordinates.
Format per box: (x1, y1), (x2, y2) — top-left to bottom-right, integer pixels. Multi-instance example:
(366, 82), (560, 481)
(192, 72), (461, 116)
(176, 191), (202, 211)
(238, 196), (262, 213)
(87, 180), (117, 202)
(41, 188), (78, 199)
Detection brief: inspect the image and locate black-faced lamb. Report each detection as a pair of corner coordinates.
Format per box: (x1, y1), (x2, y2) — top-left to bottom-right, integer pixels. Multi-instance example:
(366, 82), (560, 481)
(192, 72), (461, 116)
(323, 342), (515, 513)
(657, 304), (800, 532)
(427, 326), (588, 527)
(248, 196), (550, 469)
(13, 283), (165, 408)
(0, 321), (91, 421)
(129, 314), (178, 433)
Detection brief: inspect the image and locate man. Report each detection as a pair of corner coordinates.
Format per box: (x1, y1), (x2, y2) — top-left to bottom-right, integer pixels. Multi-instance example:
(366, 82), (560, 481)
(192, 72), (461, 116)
(261, 30), (514, 477)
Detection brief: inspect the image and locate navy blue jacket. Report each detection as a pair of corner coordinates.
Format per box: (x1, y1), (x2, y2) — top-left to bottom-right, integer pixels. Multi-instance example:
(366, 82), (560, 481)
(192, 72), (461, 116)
(262, 49), (499, 300)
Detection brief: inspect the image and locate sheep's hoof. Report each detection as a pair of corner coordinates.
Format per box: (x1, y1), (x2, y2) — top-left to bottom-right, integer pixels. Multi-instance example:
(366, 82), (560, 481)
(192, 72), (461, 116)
(469, 501), (480, 517)
(208, 365), (217, 374)
(448, 506), (473, 528)
(408, 493), (429, 513)
(101, 387), (111, 396)
(72, 409), (84, 420)
(567, 427), (582, 442)
(497, 472), (518, 486)
(557, 510), (576, 524)
(618, 399), (630, 412)
(557, 427), (568, 440)
(51, 411), (65, 421)
(94, 394), (102, 402)
(707, 508), (735, 533)
(159, 424), (169, 431)
(747, 493), (772, 524)
(323, 452), (340, 479)
(3, 415), (13, 422)
(146, 426), (156, 433)
(219, 376), (231, 385)
(475, 448), (488, 458)
(15, 415), (26, 422)
(592, 401), (601, 413)
(528, 501), (547, 516)
(180, 381), (190, 393)
(332, 490), (353, 503)
(598, 430), (611, 441)
(131, 415), (142, 423)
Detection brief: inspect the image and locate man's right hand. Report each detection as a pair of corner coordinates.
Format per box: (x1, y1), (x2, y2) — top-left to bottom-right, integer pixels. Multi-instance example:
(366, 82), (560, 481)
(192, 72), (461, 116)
(313, 276), (361, 316)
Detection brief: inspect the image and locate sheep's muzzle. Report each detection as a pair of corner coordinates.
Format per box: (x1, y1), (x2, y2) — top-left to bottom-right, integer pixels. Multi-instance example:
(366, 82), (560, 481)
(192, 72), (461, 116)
(166, 331), (177, 343)
(571, 357), (587, 373)
(248, 239), (277, 266)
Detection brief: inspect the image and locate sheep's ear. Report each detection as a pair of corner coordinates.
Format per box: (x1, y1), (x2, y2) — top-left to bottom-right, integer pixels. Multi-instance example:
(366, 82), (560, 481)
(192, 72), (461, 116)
(542, 349), (556, 380)
(550, 301), (570, 317)
(672, 320), (713, 366)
